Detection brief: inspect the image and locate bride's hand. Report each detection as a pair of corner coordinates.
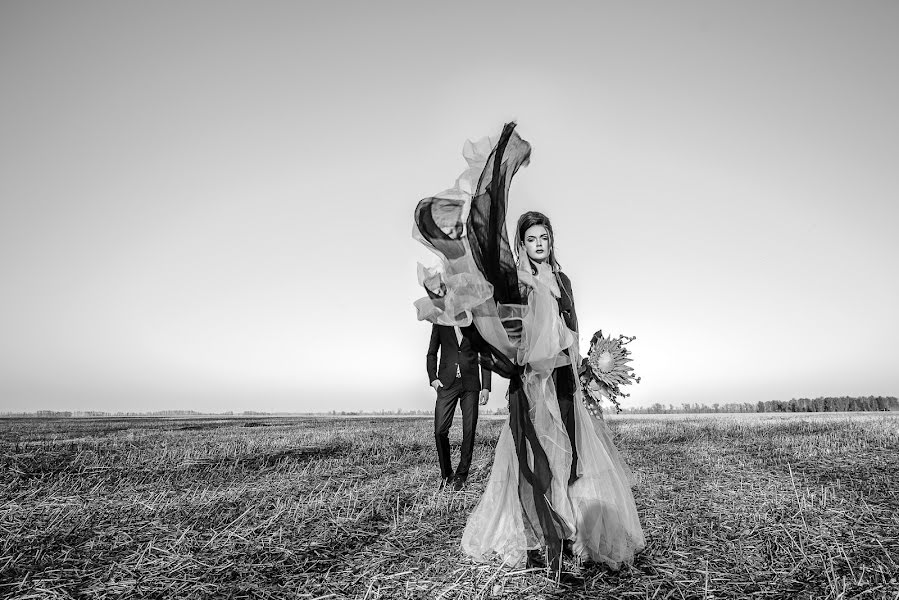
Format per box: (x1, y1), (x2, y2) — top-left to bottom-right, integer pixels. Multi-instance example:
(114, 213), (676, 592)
(588, 380), (611, 398)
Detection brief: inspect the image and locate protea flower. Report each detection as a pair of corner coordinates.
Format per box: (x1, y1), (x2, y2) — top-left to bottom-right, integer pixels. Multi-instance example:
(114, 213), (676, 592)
(580, 330), (641, 417)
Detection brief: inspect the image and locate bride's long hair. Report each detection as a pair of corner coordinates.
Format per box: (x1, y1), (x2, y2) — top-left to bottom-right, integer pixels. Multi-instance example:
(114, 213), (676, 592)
(515, 211), (562, 275)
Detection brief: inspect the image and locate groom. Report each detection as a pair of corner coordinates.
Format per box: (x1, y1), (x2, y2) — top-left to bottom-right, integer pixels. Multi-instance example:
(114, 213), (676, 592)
(427, 324), (491, 490)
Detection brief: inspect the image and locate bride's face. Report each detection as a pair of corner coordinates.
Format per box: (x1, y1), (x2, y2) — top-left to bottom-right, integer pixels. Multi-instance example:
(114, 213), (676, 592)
(522, 224), (550, 263)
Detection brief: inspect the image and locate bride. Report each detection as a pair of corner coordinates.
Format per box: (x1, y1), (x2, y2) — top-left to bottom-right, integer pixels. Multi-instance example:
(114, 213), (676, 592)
(412, 122), (645, 572)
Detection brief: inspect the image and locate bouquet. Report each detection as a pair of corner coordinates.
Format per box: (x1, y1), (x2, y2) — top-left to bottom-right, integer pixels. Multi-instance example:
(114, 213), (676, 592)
(579, 330), (641, 418)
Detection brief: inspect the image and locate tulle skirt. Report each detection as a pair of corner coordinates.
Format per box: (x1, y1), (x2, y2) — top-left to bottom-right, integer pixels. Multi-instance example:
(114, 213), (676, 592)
(460, 366), (645, 570)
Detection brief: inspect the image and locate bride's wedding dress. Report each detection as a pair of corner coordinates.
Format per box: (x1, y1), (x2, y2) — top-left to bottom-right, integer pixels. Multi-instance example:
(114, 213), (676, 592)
(413, 123), (645, 569)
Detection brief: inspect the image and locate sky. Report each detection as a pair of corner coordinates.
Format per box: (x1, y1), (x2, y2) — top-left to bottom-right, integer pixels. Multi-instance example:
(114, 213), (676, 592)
(1, 1), (897, 413)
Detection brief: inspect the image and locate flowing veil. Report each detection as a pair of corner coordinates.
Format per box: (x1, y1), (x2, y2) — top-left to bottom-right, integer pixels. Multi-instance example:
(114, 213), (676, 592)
(413, 123), (645, 569)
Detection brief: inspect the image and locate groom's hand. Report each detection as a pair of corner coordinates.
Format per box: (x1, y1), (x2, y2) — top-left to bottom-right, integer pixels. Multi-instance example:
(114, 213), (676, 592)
(431, 379), (443, 392)
(478, 389), (489, 405)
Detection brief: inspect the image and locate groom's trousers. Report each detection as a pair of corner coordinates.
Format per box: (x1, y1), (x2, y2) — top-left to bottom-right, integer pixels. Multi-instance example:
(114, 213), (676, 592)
(434, 378), (479, 481)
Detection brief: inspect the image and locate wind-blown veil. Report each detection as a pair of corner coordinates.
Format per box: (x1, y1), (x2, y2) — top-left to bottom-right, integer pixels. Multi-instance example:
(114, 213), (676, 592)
(413, 123), (572, 562)
(413, 123), (645, 569)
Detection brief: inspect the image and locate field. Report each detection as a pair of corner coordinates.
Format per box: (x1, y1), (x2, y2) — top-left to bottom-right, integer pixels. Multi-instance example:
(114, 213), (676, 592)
(1, 412), (898, 599)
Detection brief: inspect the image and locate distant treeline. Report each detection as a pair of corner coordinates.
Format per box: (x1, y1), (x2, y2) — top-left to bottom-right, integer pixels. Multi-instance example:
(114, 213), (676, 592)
(623, 396), (899, 414)
(3, 397), (896, 418)
(1, 408), (503, 418)
(0, 410), (274, 418)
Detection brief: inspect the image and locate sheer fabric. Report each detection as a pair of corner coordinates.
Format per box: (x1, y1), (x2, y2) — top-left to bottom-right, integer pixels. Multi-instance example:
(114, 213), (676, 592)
(413, 123), (645, 569)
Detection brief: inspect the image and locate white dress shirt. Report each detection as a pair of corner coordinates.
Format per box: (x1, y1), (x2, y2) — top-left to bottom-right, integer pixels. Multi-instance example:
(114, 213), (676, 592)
(453, 326), (463, 377)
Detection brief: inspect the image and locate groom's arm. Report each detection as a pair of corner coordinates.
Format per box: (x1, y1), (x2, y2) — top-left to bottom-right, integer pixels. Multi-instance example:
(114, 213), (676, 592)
(426, 325), (440, 384)
(479, 359), (492, 392)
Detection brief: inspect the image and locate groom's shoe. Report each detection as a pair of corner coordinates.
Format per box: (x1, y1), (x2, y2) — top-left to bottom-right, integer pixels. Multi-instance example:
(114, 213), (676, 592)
(451, 475), (467, 491)
(438, 476), (453, 491)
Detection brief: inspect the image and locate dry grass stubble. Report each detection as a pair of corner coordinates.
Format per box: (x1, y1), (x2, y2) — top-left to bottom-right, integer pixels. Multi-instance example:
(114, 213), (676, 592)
(1, 413), (897, 599)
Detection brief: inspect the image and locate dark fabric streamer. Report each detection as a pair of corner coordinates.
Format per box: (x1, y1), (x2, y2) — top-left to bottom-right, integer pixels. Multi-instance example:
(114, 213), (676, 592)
(554, 272), (580, 484)
(466, 123), (530, 306)
(413, 122), (570, 563)
(464, 122), (569, 566)
(414, 197), (465, 260)
(507, 377), (570, 567)
(459, 324), (518, 380)
(553, 365), (579, 486)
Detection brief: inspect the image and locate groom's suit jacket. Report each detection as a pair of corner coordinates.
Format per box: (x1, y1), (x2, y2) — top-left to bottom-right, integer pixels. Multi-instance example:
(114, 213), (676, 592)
(427, 325), (492, 393)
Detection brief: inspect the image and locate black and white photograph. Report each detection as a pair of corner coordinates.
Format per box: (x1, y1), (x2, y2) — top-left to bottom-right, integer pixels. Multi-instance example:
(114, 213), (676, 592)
(1, 2), (897, 598)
